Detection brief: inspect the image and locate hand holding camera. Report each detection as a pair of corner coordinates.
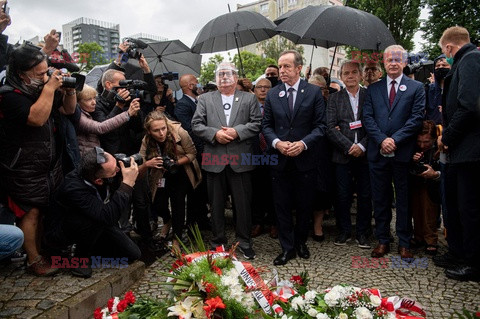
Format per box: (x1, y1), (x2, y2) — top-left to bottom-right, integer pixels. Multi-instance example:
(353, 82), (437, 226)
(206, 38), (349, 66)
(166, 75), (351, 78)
(119, 157), (139, 187)
(419, 164), (439, 179)
(127, 98), (141, 117)
(45, 69), (64, 91)
(146, 156), (164, 169)
(115, 88), (131, 108)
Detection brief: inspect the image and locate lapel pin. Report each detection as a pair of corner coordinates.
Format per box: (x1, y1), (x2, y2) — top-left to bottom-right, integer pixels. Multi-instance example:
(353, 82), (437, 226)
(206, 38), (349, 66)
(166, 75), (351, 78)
(301, 89), (304, 93)
(399, 84), (407, 91)
(235, 97), (239, 102)
(279, 91), (285, 98)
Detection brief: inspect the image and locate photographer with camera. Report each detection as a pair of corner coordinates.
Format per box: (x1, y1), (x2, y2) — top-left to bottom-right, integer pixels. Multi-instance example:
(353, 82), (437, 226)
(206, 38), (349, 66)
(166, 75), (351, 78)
(56, 147), (141, 278)
(151, 75), (176, 120)
(409, 120), (441, 255)
(0, 43), (76, 276)
(139, 111), (201, 255)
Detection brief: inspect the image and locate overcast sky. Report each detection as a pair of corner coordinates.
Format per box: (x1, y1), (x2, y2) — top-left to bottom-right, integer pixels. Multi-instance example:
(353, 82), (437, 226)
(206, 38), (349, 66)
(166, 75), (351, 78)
(5, 0), (254, 48)
(5, 0), (428, 61)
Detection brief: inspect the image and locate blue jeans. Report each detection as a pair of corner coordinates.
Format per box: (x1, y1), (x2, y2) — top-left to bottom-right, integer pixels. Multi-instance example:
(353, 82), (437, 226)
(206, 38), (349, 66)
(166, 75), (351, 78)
(0, 225), (24, 260)
(335, 161), (372, 236)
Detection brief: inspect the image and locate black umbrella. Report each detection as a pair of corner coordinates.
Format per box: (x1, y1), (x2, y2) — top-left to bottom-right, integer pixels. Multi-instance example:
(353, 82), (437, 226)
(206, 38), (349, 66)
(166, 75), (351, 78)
(191, 8), (277, 76)
(275, 5), (395, 50)
(128, 39), (201, 91)
(273, 8), (301, 26)
(275, 4), (395, 82)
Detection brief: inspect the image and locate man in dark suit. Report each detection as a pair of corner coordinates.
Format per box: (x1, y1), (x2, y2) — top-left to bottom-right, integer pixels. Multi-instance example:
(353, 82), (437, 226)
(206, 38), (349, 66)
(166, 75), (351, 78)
(263, 50), (326, 266)
(438, 26), (480, 281)
(327, 60), (372, 249)
(174, 74), (209, 230)
(192, 62), (262, 260)
(363, 45), (425, 259)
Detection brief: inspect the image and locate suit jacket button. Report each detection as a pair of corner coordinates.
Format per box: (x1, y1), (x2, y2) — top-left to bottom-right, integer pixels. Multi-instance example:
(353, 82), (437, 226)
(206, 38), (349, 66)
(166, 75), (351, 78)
(388, 117), (392, 120)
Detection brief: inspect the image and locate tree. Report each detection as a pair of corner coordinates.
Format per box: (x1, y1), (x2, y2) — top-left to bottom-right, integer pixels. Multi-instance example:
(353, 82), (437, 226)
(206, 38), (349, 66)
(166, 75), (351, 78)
(76, 42), (109, 73)
(232, 51), (276, 80)
(420, 0), (480, 60)
(349, 0), (422, 52)
(257, 36), (304, 62)
(199, 54), (224, 85)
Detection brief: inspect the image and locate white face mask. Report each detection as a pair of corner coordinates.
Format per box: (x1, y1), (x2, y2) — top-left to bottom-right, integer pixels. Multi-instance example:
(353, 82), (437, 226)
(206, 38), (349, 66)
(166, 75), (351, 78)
(24, 76), (45, 93)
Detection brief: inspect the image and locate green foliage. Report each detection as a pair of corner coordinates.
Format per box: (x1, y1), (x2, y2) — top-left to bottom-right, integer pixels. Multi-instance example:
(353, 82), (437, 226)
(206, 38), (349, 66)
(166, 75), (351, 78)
(450, 307), (480, 319)
(120, 298), (168, 319)
(199, 54), (224, 85)
(257, 36), (305, 62)
(77, 42), (108, 73)
(420, 0), (480, 60)
(232, 51), (276, 80)
(349, 0), (422, 52)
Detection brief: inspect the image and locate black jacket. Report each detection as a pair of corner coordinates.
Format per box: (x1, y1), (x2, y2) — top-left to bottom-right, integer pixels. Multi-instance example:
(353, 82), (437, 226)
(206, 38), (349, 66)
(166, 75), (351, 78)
(442, 43), (480, 163)
(57, 169), (133, 229)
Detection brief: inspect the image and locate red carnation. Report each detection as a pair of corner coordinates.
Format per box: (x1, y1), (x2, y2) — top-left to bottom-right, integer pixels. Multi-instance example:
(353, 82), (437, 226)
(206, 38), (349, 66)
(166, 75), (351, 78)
(124, 291), (136, 305)
(116, 299), (128, 312)
(94, 307), (103, 319)
(290, 275), (303, 285)
(107, 298), (115, 312)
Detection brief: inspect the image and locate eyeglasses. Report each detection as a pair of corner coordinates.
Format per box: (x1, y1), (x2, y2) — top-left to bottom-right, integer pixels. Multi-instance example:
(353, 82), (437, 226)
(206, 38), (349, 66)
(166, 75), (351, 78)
(255, 85), (271, 90)
(95, 146), (106, 164)
(217, 71), (234, 77)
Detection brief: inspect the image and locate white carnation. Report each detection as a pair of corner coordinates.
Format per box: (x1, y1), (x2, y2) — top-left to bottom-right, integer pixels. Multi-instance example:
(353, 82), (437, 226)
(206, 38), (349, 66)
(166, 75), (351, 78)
(291, 296), (305, 311)
(324, 291), (340, 307)
(338, 313), (348, 319)
(369, 295), (381, 307)
(305, 290), (317, 302)
(307, 308), (318, 317)
(354, 307), (373, 319)
(316, 313), (329, 319)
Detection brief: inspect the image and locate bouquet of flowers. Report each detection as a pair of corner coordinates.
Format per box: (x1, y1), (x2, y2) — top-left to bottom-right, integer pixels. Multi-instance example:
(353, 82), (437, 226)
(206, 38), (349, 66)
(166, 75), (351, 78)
(265, 273), (426, 319)
(93, 291), (136, 319)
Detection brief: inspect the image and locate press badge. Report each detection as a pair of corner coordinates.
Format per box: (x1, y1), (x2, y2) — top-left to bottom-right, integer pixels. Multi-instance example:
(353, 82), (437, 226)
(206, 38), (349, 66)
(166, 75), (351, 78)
(157, 178), (166, 188)
(349, 120), (362, 130)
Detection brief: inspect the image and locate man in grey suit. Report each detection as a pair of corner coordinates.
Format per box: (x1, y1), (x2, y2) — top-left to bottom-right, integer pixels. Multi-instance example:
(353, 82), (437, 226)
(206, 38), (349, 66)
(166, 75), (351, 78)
(192, 62), (262, 259)
(326, 60), (372, 249)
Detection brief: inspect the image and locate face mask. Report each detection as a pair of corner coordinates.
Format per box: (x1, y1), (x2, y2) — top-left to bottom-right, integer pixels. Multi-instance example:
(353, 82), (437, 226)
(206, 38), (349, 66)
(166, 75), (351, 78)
(266, 76), (278, 87)
(24, 76), (44, 94)
(446, 56), (454, 65)
(434, 67), (449, 80)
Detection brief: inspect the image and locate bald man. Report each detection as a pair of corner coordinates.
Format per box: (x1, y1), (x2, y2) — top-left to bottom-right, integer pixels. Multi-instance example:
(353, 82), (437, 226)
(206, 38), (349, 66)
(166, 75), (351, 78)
(174, 74), (210, 230)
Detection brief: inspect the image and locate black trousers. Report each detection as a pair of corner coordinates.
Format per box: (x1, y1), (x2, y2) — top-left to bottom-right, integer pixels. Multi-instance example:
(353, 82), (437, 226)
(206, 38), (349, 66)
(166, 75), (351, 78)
(271, 162), (316, 252)
(207, 166), (252, 250)
(65, 221), (141, 262)
(455, 162), (480, 267)
(166, 168), (192, 240)
(251, 165), (275, 226)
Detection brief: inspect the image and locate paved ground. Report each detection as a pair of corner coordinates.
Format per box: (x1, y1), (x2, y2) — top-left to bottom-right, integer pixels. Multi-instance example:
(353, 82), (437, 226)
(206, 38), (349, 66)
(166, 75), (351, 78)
(132, 212), (480, 319)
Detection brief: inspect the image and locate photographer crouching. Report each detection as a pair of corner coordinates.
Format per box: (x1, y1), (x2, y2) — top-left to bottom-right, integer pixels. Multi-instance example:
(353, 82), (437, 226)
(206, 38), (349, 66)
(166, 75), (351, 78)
(55, 147), (141, 278)
(409, 120), (441, 255)
(0, 43), (76, 276)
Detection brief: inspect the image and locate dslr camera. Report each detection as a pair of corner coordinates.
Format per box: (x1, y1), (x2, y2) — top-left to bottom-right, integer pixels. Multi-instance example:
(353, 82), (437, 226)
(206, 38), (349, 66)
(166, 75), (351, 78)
(122, 38), (148, 60)
(114, 153), (143, 168)
(161, 155), (177, 174)
(105, 79), (153, 104)
(47, 69), (86, 91)
(410, 162), (428, 175)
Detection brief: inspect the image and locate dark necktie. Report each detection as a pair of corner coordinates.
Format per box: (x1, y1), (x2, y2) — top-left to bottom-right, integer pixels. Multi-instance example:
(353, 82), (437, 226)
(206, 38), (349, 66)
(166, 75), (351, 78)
(288, 87), (295, 115)
(194, 99), (198, 105)
(389, 80), (396, 108)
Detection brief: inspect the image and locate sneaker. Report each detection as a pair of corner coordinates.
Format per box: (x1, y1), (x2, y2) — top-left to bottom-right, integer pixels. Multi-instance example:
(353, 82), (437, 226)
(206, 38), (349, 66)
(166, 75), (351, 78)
(27, 256), (60, 277)
(334, 233), (351, 246)
(10, 250), (27, 263)
(239, 247), (256, 260)
(356, 235), (371, 249)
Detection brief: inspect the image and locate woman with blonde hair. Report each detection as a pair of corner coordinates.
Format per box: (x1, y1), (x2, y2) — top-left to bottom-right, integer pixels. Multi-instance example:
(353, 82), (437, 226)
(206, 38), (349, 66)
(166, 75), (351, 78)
(75, 84), (140, 155)
(138, 111), (201, 254)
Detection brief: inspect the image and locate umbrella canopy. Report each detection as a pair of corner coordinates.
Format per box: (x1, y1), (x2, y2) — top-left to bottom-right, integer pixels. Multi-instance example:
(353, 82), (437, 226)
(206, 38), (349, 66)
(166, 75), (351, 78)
(275, 5), (395, 50)
(85, 64), (109, 88)
(191, 11), (277, 54)
(273, 8), (301, 26)
(129, 39), (201, 91)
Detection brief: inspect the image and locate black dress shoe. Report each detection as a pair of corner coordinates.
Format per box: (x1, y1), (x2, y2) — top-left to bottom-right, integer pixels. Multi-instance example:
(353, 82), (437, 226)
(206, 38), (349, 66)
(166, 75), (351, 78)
(312, 234), (325, 242)
(296, 243), (310, 259)
(273, 250), (296, 266)
(433, 252), (463, 269)
(445, 265), (480, 282)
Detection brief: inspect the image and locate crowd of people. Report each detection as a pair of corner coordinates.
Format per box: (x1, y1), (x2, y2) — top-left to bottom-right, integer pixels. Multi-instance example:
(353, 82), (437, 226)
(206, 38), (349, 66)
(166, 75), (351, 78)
(0, 5), (478, 283)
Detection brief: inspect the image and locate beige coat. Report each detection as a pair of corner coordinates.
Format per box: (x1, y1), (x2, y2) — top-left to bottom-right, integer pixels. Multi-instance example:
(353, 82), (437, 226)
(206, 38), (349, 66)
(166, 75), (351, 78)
(140, 121), (202, 201)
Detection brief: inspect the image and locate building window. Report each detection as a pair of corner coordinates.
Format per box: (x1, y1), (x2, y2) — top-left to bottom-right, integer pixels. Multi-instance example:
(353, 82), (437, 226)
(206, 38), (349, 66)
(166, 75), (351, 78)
(288, 0), (297, 6)
(260, 3), (268, 11)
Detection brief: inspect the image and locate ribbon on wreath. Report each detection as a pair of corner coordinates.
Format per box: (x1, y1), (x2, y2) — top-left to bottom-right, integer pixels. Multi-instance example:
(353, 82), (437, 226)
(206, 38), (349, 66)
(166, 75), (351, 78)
(381, 296), (426, 318)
